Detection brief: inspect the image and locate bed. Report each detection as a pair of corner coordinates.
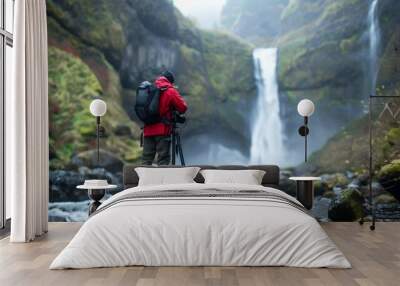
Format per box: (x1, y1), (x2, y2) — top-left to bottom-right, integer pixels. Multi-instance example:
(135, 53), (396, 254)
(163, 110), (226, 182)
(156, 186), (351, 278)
(50, 165), (350, 269)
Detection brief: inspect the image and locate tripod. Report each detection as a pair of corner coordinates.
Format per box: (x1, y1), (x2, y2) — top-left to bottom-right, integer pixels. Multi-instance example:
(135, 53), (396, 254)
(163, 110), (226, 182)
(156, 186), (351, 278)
(170, 112), (186, 166)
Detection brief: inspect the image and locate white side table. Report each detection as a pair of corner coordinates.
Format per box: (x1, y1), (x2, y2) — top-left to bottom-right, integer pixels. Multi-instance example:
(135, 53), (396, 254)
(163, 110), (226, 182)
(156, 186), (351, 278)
(77, 180), (117, 215)
(289, 177), (321, 210)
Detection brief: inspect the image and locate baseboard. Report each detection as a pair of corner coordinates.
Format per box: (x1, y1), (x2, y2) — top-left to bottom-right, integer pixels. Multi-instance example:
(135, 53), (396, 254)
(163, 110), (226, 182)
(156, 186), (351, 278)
(0, 218), (11, 239)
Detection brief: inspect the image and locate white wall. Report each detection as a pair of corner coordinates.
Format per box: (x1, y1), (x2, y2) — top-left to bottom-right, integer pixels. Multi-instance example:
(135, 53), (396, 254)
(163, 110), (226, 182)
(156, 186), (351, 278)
(5, 44), (13, 219)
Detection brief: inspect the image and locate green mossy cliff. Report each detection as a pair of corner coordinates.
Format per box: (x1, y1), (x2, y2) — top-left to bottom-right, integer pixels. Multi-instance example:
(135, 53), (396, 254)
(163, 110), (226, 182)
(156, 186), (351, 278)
(223, 0), (376, 105)
(222, 0), (289, 46)
(47, 0), (256, 169)
(307, 116), (400, 173)
(223, 0), (400, 170)
(306, 0), (400, 174)
(48, 46), (142, 169)
(267, 0), (372, 132)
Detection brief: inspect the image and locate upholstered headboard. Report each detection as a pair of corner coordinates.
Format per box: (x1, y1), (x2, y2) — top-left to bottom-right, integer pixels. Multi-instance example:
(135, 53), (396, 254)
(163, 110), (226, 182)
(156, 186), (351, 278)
(123, 165), (280, 189)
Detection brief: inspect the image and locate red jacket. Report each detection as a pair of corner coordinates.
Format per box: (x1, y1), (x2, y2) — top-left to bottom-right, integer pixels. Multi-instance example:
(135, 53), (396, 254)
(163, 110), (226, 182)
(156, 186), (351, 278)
(143, 76), (187, 137)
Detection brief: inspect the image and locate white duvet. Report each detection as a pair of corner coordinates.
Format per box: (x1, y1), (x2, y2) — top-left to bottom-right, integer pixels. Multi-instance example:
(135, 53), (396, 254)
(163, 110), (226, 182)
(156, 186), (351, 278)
(50, 183), (351, 269)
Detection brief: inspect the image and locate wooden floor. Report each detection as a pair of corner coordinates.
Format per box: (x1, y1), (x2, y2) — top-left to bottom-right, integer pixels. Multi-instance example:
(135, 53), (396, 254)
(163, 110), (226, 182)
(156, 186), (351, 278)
(0, 223), (399, 286)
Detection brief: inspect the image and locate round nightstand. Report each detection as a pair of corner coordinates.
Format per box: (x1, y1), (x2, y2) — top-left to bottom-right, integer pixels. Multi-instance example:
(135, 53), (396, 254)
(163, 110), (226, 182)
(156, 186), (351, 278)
(289, 177), (321, 210)
(77, 180), (117, 215)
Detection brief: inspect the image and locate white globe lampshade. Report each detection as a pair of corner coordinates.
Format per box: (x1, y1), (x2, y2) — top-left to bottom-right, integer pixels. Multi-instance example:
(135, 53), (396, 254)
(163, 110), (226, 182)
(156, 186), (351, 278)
(297, 99), (315, 117)
(90, 99), (107, 117)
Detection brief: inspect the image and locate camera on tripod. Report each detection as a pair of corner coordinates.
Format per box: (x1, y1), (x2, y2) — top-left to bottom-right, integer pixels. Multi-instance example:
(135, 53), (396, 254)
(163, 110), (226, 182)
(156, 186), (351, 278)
(172, 110), (186, 124)
(170, 110), (186, 166)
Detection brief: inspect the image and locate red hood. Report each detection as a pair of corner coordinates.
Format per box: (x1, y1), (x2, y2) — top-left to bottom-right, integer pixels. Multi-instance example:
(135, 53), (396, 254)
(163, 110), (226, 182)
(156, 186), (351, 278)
(144, 76), (187, 137)
(155, 76), (173, 89)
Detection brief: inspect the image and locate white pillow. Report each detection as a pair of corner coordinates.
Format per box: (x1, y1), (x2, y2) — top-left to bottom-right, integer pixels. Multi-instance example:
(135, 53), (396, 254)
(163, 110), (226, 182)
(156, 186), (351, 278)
(135, 167), (201, 186)
(200, 169), (266, 185)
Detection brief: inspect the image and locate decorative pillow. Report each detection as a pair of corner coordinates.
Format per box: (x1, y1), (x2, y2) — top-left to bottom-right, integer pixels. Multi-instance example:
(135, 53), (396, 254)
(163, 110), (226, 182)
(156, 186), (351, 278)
(135, 167), (201, 186)
(200, 169), (266, 185)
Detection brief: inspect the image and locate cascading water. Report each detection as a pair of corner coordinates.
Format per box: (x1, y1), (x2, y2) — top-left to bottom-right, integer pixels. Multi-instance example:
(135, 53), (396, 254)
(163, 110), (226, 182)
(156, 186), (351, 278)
(368, 0), (380, 93)
(250, 48), (285, 165)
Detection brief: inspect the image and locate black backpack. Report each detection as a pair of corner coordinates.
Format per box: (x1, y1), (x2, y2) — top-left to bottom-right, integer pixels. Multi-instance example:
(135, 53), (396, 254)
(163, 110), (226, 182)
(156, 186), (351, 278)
(135, 81), (165, 125)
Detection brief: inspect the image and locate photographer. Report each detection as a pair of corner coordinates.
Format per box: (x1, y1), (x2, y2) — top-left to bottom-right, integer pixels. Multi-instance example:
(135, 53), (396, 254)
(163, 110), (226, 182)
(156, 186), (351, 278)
(142, 71), (187, 165)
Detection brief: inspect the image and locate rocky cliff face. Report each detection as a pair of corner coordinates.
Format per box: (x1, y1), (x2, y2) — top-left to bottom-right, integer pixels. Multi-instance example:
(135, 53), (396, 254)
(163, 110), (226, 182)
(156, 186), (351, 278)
(277, 0), (371, 152)
(307, 1), (400, 174)
(284, 0), (400, 173)
(221, 0), (288, 45)
(47, 0), (256, 168)
(222, 0), (400, 166)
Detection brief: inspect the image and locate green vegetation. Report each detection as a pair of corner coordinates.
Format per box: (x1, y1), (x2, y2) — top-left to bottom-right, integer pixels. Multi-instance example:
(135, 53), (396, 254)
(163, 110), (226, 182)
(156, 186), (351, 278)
(281, 0), (323, 23)
(48, 46), (142, 170)
(378, 160), (400, 201)
(278, 0), (367, 96)
(308, 114), (400, 174)
(202, 31), (254, 103)
(221, 0), (400, 177)
(340, 34), (361, 54)
(221, 0), (288, 46)
(47, 0), (400, 180)
(379, 159), (400, 178)
(275, 0), (400, 175)
(174, 29), (255, 144)
(47, 0), (126, 66)
(47, 0), (256, 171)
(49, 47), (101, 169)
(374, 193), (397, 204)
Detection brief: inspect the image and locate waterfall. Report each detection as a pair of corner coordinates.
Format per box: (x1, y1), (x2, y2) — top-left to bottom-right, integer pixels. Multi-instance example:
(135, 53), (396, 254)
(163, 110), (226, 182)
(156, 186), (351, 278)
(368, 0), (380, 93)
(250, 48), (285, 165)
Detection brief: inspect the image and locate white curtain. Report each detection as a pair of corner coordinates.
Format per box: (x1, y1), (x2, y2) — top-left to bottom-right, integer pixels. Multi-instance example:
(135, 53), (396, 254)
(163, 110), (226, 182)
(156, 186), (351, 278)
(8, 0), (49, 242)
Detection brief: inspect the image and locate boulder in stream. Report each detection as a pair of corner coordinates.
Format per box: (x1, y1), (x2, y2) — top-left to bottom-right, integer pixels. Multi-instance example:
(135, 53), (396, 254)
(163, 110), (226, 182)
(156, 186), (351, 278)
(328, 189), (365, 221)
(377, 160), (400, 202)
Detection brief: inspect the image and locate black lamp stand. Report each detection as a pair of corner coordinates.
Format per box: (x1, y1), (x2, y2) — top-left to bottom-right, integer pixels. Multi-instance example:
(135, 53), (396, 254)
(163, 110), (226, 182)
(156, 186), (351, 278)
(96, 116), (101, 165)
(298, 116), (310, 162)
(359, 94), (400, 231)
(88, 115), (106, 215)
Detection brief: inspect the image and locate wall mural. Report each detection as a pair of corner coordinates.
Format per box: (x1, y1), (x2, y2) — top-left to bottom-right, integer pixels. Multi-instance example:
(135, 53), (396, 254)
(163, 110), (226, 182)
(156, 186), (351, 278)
(47, 0), (400, 222)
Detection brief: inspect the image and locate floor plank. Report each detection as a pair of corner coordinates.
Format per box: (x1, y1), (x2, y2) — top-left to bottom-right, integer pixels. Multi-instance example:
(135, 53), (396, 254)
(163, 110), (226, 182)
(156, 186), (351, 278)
(0, 222), (399, 286)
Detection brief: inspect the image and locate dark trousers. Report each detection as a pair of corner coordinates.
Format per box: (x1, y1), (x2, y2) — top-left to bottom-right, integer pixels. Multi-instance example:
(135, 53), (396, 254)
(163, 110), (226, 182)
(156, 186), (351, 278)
(142, 135), (171, 165)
